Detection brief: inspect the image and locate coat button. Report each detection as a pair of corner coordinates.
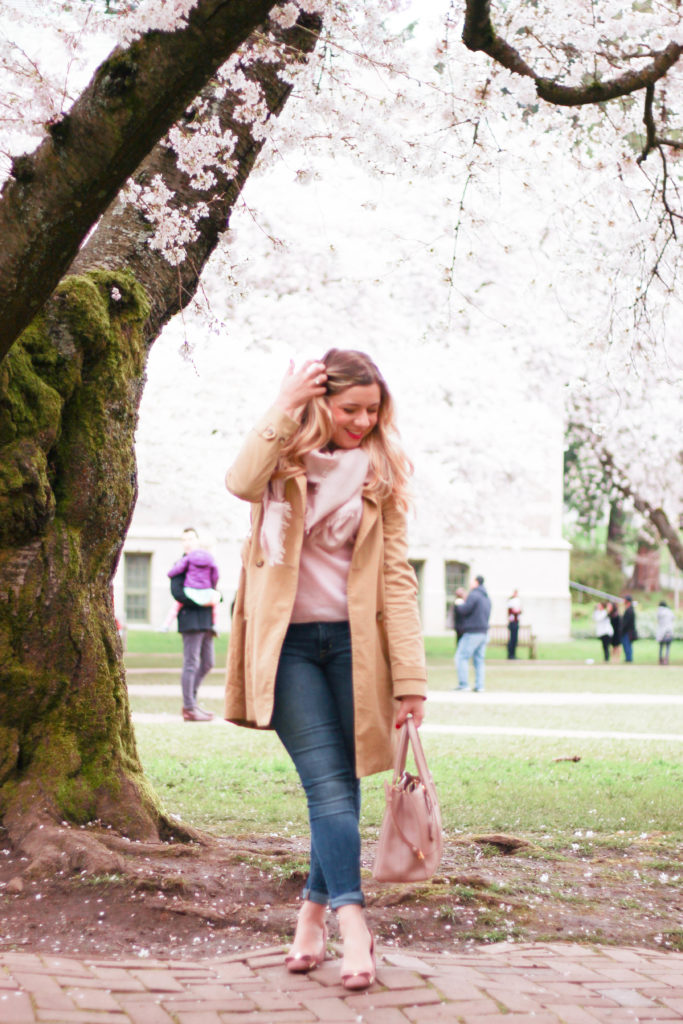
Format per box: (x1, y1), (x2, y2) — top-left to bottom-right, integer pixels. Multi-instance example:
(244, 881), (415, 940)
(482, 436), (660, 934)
(376, 610), (384, 621)
(256, 559), (264, 567)
(263, 426), (275, 439)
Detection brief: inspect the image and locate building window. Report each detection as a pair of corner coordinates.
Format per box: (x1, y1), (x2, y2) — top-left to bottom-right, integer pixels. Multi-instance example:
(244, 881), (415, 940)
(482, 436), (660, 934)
(124, 553), (151, 623)
(445, 560), (469, 628)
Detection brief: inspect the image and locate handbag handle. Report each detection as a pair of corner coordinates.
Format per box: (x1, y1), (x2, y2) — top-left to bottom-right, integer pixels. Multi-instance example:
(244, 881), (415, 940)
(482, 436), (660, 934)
(392, 714), (431, 786)
(388, 715), (437, 860)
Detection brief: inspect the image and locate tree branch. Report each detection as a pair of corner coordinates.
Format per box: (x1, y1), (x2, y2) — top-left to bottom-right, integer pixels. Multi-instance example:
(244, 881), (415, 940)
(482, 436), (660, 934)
(70, 13), (322, 346)
(639, 83), (658, 162)
(462, 0), (682, 107)
(597, 443), (683, 572)
(0, 0), (278, 363)
(536, 42), (682, 107)
(639, 81), (683, 167)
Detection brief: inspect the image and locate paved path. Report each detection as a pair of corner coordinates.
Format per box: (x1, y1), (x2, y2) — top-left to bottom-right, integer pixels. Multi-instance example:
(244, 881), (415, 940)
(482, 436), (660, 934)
(130, 713), (683, 743)
(1, 942), (682, 1023)
(127, 684), (683, 706)
(128, 686), (683, 742)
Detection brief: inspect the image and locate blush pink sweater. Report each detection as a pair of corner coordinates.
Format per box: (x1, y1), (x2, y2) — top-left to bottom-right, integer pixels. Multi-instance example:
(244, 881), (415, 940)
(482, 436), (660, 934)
(288, 448), (368, 623)
(290, 536), (354, 623)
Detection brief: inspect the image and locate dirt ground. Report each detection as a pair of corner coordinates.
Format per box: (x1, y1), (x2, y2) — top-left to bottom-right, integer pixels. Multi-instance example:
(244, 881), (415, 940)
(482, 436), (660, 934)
(1, 828), (681, 960)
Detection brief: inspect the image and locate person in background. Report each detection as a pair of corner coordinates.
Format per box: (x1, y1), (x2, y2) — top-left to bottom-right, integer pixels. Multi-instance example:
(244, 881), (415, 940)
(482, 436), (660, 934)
(168, 527), (221, 625)
(454, 575), (491, 692)
(169, 528), (218, 722)
(656, 601), (675, 665)
(507, 589), (522, 660)
(452, 586), (467, 647)
(620, 595), (637, 663)
(593, 602), (613, 663)
(607, 600), (621, 662)
(224, 350), (426, 991)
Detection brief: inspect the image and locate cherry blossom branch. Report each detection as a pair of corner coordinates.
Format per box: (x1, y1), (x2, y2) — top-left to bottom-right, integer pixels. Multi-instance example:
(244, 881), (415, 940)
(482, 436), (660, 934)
(462, 0), (682, 107)
(0, 0), (279, 363)
(639, 82), (683, 164)
(569, 420), (683, 572)
(599, 446), (683, 572)
(70, 12), (322, 349)
(633, 84), (681, 289)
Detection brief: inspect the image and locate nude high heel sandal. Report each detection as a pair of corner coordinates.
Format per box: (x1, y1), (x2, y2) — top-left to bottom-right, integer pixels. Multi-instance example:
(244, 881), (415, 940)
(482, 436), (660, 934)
(341, 931), (376, 991)
(285, 923), (328, 973)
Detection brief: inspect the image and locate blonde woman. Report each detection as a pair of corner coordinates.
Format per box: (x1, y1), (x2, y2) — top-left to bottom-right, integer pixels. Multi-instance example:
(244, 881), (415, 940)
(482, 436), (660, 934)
(225, 349), (426, 990)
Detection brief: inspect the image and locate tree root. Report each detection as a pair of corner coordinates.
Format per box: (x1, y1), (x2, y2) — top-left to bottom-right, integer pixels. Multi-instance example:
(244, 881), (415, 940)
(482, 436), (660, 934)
(2, 787), (216, 880)
(2, 794), (302, 896)
(98, 818), (214, 858)
(469, 832), (534, 853)
(143, 896), (236, 924)
(10, 819), (127, 879)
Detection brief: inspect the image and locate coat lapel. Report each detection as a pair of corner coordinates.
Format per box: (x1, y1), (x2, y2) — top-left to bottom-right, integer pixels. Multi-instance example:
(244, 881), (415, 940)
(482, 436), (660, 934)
(353, 491), (380, 554)
(288, 473), (307, 516)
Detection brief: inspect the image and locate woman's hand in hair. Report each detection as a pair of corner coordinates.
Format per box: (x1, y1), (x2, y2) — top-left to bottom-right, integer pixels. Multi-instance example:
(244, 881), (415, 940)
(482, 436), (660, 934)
(275, 359), (328, 420)
(395, 694), (426, 729)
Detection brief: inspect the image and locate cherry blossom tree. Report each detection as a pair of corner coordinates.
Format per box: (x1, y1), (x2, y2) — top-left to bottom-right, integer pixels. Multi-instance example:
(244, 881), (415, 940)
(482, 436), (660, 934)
(145, 0), (682, 561)
(0, 0), (681, 875)
(565, 375), (683, 572)
(0, 0), (321, 873)
(0, 0), (289, 359)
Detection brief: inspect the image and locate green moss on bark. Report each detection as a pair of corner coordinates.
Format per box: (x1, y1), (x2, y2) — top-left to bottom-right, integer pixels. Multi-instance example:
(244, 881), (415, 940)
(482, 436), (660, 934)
(0, 269), (162, 844)
(0, 727), (19, 788)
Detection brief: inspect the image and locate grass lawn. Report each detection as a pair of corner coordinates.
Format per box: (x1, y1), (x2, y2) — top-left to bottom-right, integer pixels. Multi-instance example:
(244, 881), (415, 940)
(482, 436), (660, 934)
(124, 630), (681, 667)
(426, 635), (679, 665)
(123, 624), (683, 855)
(427, 659), (683, 693)
(128, 630), (683, 846)
(135, 722), (683, 840)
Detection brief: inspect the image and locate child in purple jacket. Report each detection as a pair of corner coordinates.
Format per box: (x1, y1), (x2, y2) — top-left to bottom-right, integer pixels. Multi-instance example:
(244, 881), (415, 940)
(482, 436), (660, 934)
(168, 527), (221, 623)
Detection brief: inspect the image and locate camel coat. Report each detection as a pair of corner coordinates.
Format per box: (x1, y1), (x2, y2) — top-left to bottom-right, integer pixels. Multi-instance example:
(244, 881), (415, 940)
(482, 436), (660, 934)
(224, 405), (427, 778)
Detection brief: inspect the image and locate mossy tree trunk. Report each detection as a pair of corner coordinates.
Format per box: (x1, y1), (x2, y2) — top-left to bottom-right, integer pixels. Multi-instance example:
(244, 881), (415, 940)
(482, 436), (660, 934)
(606, 500), (626, 571)
(0, 273), (162, 874)
(0, 14), (320, 875)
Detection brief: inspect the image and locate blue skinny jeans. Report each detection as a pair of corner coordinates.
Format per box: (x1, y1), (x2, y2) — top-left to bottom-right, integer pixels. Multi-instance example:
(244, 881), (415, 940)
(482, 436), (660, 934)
(455, 631), (488, 691)
(270, 621), (364, 910)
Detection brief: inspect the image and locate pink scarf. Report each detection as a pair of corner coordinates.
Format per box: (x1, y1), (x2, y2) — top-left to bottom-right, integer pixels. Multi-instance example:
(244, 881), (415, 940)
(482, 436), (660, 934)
(260, 449), (369, 566)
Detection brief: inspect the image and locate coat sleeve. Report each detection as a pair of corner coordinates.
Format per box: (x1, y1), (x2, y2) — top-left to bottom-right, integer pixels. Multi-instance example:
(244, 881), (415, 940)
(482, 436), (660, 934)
(381, 497), (428, 699)
(459, 589), (476, 619)
(225, 405), (301, 503)
(168, 554), (188, 578)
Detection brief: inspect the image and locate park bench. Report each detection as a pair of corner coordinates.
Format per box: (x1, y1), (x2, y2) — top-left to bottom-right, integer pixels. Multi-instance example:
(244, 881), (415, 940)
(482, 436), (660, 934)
(487, 624), (537, 659)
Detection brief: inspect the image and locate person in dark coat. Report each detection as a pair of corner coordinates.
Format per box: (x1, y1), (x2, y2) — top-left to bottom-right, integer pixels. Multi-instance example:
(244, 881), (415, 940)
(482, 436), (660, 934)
(452, 587), (467, 647)
(621, 595), (637, 663)
(170, 530), (216, 722)
(454, 575), (492, 692)
(507, 589), (522, 660)
(607, 601), (621, 662)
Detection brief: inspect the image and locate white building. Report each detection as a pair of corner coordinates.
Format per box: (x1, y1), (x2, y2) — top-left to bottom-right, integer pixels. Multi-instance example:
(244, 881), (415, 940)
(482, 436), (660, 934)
(114, 522), (570, 641)
(113, 138), (573, 640)
(113, 345), (570, 640)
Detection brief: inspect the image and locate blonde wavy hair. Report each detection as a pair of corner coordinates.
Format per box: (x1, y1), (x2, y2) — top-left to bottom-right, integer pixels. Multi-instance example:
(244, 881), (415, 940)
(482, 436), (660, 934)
(275, 348), (412, 510)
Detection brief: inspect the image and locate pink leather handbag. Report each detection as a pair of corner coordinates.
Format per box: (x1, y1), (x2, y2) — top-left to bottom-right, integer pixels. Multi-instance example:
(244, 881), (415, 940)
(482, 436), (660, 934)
(372, 716), (443, 883)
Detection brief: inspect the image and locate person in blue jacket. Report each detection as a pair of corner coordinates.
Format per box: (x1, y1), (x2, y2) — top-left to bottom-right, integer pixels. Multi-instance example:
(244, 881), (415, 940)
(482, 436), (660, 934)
(454, 575), (492, 692)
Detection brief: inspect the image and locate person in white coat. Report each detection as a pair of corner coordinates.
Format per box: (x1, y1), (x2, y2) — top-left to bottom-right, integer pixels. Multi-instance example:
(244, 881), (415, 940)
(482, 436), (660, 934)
(656, 601), (675, 665)
(593, 602), (613, 663)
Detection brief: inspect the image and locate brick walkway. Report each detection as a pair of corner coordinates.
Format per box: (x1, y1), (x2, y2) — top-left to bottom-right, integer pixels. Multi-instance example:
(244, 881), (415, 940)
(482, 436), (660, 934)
(1, 942), (682, 1023)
